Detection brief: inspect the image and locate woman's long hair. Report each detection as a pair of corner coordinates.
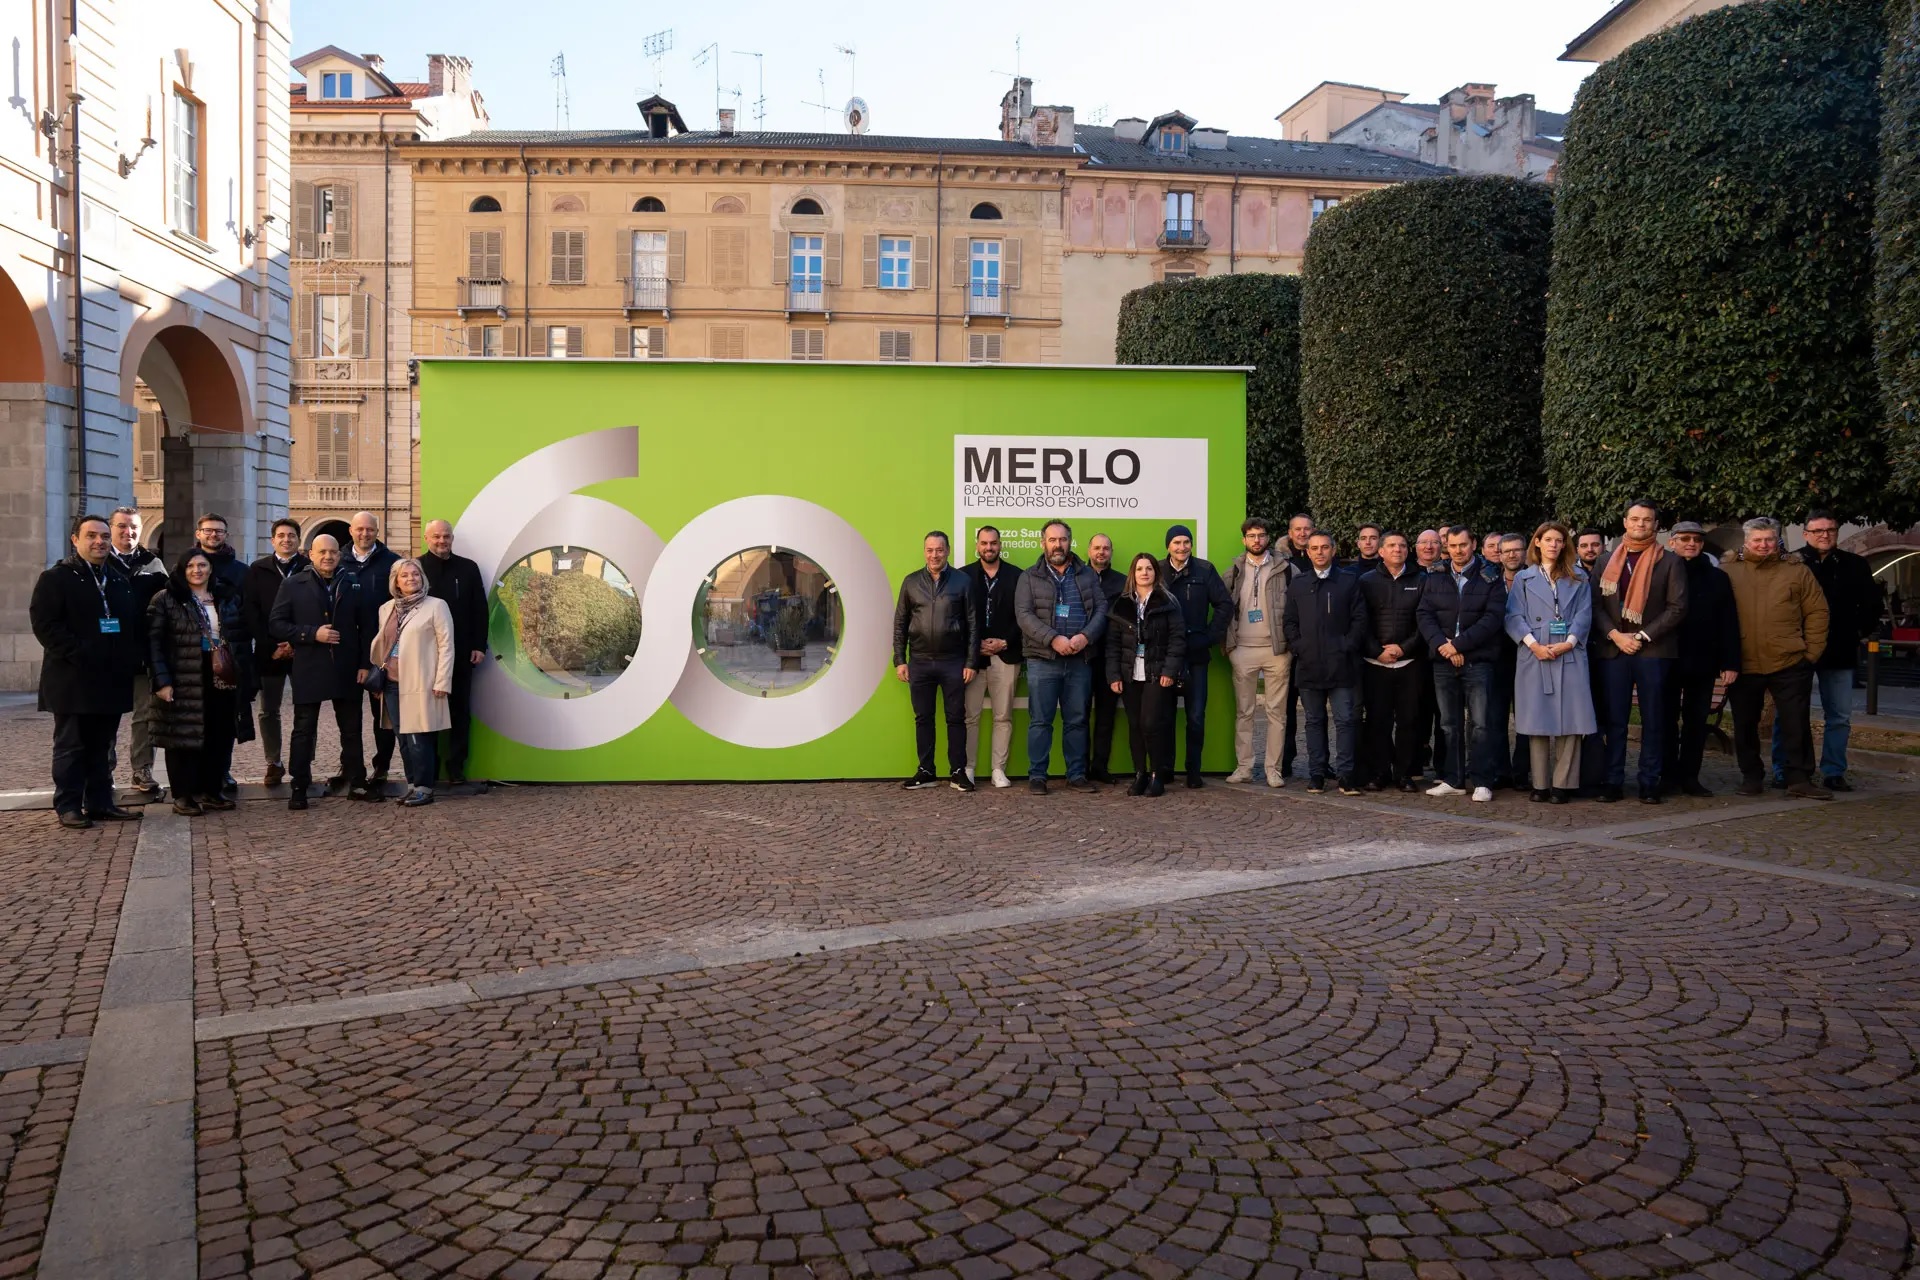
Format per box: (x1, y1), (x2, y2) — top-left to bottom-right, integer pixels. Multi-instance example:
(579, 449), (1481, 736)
(1125, 551), (1171, 604)
(164, 549), (216, 605)
(1527, 521), (1577, 580)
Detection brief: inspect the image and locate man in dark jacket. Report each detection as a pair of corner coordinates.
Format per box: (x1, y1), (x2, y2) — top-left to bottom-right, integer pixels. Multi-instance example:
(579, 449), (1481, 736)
(31, 514), (143, 828)
(107, 505), (167, 798)
(961, 525), (1023, 788)
(1592, 501), (1689, 803)
(1085, 533), (1128, 783)
(1417, 526), (1509, 801)
(1575, 528), (1609, 794)
(420, 519), (489, 784)
(1162, 523), (1232, 787)
(1359, 532), (1428, 792)
(1660, 522), (1741, 797)
(243, 518), (310, 787)
(1774, 510), (1879, 791)
(337, 512), (402, 782)
(1284, 531), (1369, 794)
(270, 534), (371, 809)
(1014, 520), (1108, 793)
(892, 531), (978, 791)
(194, 512), (249, 596)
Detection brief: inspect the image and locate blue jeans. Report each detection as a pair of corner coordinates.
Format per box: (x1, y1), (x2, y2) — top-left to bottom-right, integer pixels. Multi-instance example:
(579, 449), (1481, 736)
(1433, 661), (1496, 789)
(1599, 654), (1672, 790)
(399, 732), (437, 789)
(1300, 685), (1359, 781)
(1027, 656), (1093, 781)
(1772, 666), (1853, 780)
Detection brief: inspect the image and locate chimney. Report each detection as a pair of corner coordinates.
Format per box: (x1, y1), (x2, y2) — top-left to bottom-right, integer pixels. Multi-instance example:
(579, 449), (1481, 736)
(362, 53), (385, 74)
(999, 76), (1033, 142)
(718, 107), (736, 135)
(428, 54), (446, 97)
(1114, 117), (1148, 143)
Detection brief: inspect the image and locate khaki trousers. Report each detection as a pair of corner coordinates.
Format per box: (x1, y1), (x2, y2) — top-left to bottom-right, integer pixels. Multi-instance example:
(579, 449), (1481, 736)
(1229, 646), (1292, 774)
(1530, 734), (1582, 789)
(963, 653), (1020, 774)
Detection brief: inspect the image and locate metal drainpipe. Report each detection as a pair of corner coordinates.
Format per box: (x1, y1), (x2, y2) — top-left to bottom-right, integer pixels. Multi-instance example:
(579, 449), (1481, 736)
(380, 115), (391, 546)
(67, 0), (86, 513)
(933, 151), (944, 363)
(1228, 175), (1239, 274)
(520, 143), (532, 355)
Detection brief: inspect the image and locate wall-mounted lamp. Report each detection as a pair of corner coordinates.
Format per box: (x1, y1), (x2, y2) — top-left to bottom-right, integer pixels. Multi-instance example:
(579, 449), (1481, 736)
(241, 212), (279, 248)
(117, 136), (158, 177)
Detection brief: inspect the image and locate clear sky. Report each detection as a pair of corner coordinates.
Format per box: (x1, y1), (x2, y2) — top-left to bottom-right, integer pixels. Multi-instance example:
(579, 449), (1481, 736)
(290, 0), (1611, 139)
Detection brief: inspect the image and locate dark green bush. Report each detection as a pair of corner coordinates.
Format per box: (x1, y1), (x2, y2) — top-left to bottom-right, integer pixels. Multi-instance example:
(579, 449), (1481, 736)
(1880, 0), (1920, 492)
(1544, 0), (1902, 526)
(1298, 175), (1553, 537)
(1115, 273), (1304, 520)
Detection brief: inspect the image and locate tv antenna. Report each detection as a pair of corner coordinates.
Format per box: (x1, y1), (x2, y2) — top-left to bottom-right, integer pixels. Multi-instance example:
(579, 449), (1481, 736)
(550, 53), (570, 129)
(692, 43), (722, 127)
(802, 68), (833, 129)
(990, 34), (1024, 82)
(732, 50), (767, 129)
(1086, 104), (1110, 125)
(835, 44), (857, 100)
(642, 28), (673, 92)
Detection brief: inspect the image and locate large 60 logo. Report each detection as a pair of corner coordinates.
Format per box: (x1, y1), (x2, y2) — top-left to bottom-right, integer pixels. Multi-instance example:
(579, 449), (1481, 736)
(456, 427), (892, 750)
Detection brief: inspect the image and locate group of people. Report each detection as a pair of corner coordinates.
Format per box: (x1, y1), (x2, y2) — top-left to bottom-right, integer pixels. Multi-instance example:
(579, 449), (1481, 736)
(30, 508), (489, 828)
(892, 504), (1879, 803)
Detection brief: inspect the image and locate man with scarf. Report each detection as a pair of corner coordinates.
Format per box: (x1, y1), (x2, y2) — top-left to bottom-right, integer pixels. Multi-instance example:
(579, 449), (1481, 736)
(1591, 500), (1689, 804)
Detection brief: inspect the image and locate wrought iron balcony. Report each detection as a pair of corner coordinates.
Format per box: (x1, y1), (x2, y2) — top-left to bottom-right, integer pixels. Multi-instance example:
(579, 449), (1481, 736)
(457, 277), (508, 314)
(626, 279), (670, 312)
(787, 282), (826, 313)
(1157, 219), (1210, 251)
(965, 286), (1004, 317)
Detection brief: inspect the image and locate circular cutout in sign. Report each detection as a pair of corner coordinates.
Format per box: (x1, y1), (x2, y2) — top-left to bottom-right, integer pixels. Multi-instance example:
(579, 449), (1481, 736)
(694, 547), (844, 698)
(490, 545), (643, 700)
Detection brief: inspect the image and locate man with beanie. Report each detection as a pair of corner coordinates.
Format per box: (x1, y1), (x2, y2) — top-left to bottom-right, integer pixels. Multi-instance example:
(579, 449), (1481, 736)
(1221, 517), (1294, 786)
(1660, 522), (1740, 797)
(1160, 523), (1231, 786)
(1591, 500), (1688, 804)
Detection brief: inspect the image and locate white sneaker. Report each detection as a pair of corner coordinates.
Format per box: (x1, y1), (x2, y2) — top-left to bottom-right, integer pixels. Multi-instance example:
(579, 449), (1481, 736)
(1471, 786), (1493, 802)
(966, 767), (976, 783)
(1226, 767), (1254, 784)
(991, 769), (1011, 789)
(1426, 781), (1465, 797)
(1267, 774), (1287, 788)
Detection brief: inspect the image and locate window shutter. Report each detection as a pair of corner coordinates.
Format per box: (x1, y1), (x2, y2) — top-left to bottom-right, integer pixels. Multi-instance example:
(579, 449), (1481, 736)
(293, 180), (316, 257)
(861, 235), (879, 288)
(549, 230), (565, 282)
(310, 411), (329, 479)
(503, 326), (522, 356)
(469, 229), (503, 278)
(822, 233), (843, 287)
(614, 324), (632, 357)
(646, 325), (666, 358)
(296, 292), (315, 359)
(666, 229), (687, 282)
(331, 184), (354, 257)
(1003, 238), (1022, 290)
(466, 325), (484, 355)
(137, 409), (161, 479)
(878, 330), (912, 362)
(913, 235), (931, 289)
(952, 237), (970, 288)
(770, 236), (789, 286)
(711, 325), (745, 359)
(710, 228), (746, 286)
(790, 328), (809, 360)
(968, 333), (1002, 363)
(613, 231), (631, 280)
(566, 325), (584, 357)
(790, 328), (825, 360)
(350, 293), (373, 359)
(525, 327), (543, 358)
(551, 230), (585, 284)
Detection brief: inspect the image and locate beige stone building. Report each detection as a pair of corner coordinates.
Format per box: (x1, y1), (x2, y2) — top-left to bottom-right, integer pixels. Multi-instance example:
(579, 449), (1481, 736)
(1325, 84), (1568, 183)
(1561, 0), (1753, 63)
(288, 47), (487, 552)
(1, 0), (292, 689)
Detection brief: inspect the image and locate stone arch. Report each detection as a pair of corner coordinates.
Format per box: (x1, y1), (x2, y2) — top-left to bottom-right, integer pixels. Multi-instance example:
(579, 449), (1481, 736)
(120, 305), (254, 436)
(0, 265), (55, 382)
(307, 516), (351, 550)
(0, 260), (60, 689)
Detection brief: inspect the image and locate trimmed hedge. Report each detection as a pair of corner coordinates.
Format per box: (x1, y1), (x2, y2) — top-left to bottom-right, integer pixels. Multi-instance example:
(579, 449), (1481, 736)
(1544, 0), (1900, 526)
(1881, 0), (1920, 492)
(1298, 175), (1553, 537)
(1115, 273), (1304, 520)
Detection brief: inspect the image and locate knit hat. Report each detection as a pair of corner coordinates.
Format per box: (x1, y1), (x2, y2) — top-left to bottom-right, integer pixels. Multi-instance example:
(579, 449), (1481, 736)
(1165, 524), (1194, 547)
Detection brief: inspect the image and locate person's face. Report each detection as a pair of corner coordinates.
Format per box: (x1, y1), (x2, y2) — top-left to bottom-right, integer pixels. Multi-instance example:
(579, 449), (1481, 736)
(350, 515), (379, 551)
(924, 536), (950, 573)
(426, 522), (454, 558)
(1745, 528), (1780, 560)
(1500, 540), (1526, 572)
(1167, 535), (1192, 563)
(974, 528), (1000, 565)
(1243, 525), (1270, 557)
(1132, 558), (1156, 593)
(272, 525), (300, 558)
(1357, 528), (1381, 558)
(1307, 535), (1336, 571)
(1804, 517), (1839, 554)
(184, 556), (211, 588)
(1671, 532), (1704, 560)
(1415, 532), (1441, 565)
(1576, 534), (1604, 565)
(1447, 532), (1476, 567)
(196, 521), (227, 552)
(1380, 535), (1409, 571)
(395, 563), (424, 596)
(1481, 533), (1502, 561)
(1537, 529), (1566, 564)
(1623, 505), (1657, 542)
(1089, 536), (1113, 572)
(1043, 526), (1071, 566)
(109, 512), (140, 553)
(310, 537), (340, 575)
(1288, 516), (1312, 550)
(72, 521), (110, 564)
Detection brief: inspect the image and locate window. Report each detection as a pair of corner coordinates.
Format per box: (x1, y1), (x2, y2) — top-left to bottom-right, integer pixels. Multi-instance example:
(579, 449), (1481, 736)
(709, 228), (747, 285)
(316, 295), (350, 358)
(626, 325), (666, 358)
(967, 332), (1002, 364)
(877, 237), (913, 289)
(790, 197), (824, 215)
(314, 184), (352, 257)
(1157, 128), (1187, 153)
(478, 325), (501, 356)
(320, 72), (353, 99)
(169, 90), (202, 236)
(1164, 191), (1196, 241)
(969, 239), (1001, 314)
(1163, 266), (1197, 282)
(969, 202), (1002, 221)
(1312, 196), (1341, 221)
(790, 233), (824, 308)
(710, 325), (746, 359)
(632, 196), (666, 213)
(546, 325), (583, 358)
(694, 548), (842, 696)
(628, 230), (668, 306)
(311, 411), (355, 479)
(550, 230), (586, 284)
(790, 328), (825, 361)
(465, 324), (518, 356)
(877, 330), (912, 362)
(469, 195), (502, 213)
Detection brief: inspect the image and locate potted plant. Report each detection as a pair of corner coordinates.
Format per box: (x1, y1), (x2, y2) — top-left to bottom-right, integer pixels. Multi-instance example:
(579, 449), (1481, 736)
(770, 603), (809, 671)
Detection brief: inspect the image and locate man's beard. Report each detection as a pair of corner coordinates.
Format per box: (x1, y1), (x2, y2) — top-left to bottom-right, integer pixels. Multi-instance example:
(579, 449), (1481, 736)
(1048, 549), (1069, 566)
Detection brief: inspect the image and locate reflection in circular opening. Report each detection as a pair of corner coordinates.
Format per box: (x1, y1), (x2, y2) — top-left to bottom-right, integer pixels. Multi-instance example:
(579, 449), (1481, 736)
(488, 545), (642, 699)
(694, 547), (843, 697)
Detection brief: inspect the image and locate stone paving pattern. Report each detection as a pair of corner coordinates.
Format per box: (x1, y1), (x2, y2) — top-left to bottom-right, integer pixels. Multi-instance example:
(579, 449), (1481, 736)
(1623, 795), (1920, 885)
(0, 1061), (80, 1279)
(0, 813), (136, 1046)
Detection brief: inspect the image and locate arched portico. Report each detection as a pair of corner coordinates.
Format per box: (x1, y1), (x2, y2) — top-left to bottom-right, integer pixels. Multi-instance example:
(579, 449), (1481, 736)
(0, 261), (60, 689)
(122, 316), (253, 559)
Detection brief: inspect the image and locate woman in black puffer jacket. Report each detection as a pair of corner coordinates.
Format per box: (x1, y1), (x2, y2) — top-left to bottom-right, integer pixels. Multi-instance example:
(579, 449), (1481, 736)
(148, 548), (253, 816)
(1105, 552), (1188, 796)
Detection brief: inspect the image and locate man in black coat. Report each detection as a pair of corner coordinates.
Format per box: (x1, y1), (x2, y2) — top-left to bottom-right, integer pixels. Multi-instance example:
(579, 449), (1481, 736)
(1283, 530), (1369, 794)
(244, 518), (310, 787)
(269, 533), (371, 809)
(1775, 510), (1881, 791)
(1358, 532), (1428, 792)
(1085, 533), (1128, 783)
(961, 525), (1023, 788)
(194, 512), (249, 596)
(1660, 522), (1741, 797)
(107, 505), (167, 798)
(1417, 526), (1510, 800)
(892, 531), (978, 790)
(337, 512), (402, 782)
(1162, 523), (1232, 786)
(30, 514), (143, 828)
(419, 519), (489, 784)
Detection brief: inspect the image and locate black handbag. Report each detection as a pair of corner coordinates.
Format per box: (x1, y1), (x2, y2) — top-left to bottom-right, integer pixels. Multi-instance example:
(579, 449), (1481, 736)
(362, 666), (390, 694)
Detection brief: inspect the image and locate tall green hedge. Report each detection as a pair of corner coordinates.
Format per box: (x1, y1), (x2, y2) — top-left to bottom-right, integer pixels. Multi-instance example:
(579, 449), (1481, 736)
(1544, 0), (1899, 527)
(1115, 273), (1304, 520)
(1298, 175), (1553, 537)
(1881, 0), (1920, 492)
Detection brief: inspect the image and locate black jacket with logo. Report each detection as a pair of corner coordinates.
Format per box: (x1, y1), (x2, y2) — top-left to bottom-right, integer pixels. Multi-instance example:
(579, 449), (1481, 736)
(962, 557), (1024, 670)
(1159, 556), (1231, 654)
(892, 566), (978, 666)
(269, 567), (370, 704)
(1358, 565), (1427, 661)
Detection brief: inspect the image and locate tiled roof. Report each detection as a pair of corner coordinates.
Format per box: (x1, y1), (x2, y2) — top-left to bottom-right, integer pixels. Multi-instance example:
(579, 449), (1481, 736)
(1534, 110), (1571, 138)
(406, 129), (1078, 159)
(1071, 125), (1448, 180)
(292, 82), (432, 108)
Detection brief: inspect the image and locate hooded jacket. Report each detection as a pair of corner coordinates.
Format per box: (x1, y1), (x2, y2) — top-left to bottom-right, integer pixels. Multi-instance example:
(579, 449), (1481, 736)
(1104, 588), (1188, 686)
(147, 580), (254, 751)
(200, 542), (249, 597)
(1161, 554), (1232, 656)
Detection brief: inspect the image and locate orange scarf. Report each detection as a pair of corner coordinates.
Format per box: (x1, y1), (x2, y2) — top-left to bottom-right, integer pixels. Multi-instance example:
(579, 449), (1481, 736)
(1599, 534), (1663, 626)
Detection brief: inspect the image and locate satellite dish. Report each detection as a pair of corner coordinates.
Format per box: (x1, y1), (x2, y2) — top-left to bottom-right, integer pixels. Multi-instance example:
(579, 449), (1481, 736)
(845, 97), (869, 135)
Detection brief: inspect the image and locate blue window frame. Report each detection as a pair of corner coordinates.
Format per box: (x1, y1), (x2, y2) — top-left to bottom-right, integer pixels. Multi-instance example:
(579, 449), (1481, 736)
(321, 72), (354, 99)
(790, 234), (824, 295)
(970, 239), (1000, 299)
(878, 237), (912, 289)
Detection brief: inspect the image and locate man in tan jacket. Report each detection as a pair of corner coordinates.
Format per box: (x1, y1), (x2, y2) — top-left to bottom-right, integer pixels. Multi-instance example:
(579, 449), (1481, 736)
(1722, 516), (1830, 799)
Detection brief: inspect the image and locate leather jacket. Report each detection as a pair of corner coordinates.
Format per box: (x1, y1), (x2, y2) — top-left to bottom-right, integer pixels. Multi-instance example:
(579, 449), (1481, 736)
(892, 566), (978, 666)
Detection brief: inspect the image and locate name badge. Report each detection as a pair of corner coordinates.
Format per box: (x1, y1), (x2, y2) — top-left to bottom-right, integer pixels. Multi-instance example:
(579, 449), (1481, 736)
(1136, 643), (1147, 658)
(99, 617), (121, 634)
(1547, 620), (1570, 641)
(1246, 608), (1264, 624)
(1054, 602), (1070, 619)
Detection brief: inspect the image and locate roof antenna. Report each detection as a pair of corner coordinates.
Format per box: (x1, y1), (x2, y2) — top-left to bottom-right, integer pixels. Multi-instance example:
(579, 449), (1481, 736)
(642, 29), (673, 93)
(692, 43), (721, 129)
(550, 53), (569, 129)
(732, 50), (766, 130)
(802, 68), (833, 129)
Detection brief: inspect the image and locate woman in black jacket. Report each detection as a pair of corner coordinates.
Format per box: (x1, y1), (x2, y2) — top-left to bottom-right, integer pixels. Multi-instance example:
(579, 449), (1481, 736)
(1106, 553), (1188, 796)
(148, 549), (253, 816)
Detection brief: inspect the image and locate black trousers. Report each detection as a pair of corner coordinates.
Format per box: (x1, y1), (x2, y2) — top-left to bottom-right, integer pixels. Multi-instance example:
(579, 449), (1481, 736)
(52, 712), (121, 817)
(1414, 668), (1441, 776)
(1089, 660), (1121, 777)
(1179, 647), (1213, 778)
(441, 659), (475, 776)
(909, 657), (967, 776)
(1280, 679), (1301, 778)
(365, 688), (395, 774)
(167, 682), (237, 801)
(1729, 664), (1814, 785)
(289, 696), (366, 791)
(1661, 669), (1719, 787)
(1362, 662), (1426, 785)
(1579, 661), (1608, 791)
(1121, 679), (1176, 780)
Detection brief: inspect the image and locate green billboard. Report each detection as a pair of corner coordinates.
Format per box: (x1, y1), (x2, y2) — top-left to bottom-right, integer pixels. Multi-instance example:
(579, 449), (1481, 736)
(419, 359), (1247, 781)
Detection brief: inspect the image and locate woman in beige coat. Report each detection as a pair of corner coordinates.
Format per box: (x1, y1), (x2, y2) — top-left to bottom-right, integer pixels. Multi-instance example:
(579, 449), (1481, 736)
(371, 558), (455, 806)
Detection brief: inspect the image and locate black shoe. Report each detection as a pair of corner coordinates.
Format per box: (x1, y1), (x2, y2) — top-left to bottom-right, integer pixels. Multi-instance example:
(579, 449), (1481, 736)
(368, 769), (390, 785)
(448, 769), (467, 786)
(348, 781), (378, 801)
(399, 787), (435, 807)
(1639, 792), (1664, 805)
(950, 769), (976, 793)
(1595, 784), (1623, 803)
(1786, 780), (1834, 801)
(1307, 776), (1325, 794)
(1337, 778), (1361, 797)
(1550, 789), (1572, 805)
(1399, 780), (1419, 793)
(57, 811), (92, 830)
(901, 770), (938, 789)
(171, 798), (203, 817)
(1088, 769), (1114, 784)
(326, 773), (345, 793)
(1530, 788), (1551, 803)
(197, 795), (236, 812)
(1028, 777), (1048, 795)
(1363, 780), (1384, 792)
(1736, 777), (1765, 797)
(1824, 775), (1853, 793)
(131, 783), (164, 803)
(1128, 773), (1149, 796)
(91, 805), (141, 821)
(1681, 780), (1714, 798)
(287, 790), (309, 812)
(222, 773), (238, 797)
(1769, 775), (1787, 790)
(1067, 777), (1098, 793)
(1184, 774), (1205, 789)
(1144, 775), (1166, 797)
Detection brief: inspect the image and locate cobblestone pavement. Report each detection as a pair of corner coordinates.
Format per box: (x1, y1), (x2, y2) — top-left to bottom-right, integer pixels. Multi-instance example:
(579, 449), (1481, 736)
(1620, 795), (1919, 886)
(0, 814), (137, 1046)
(0, 1061), (81, 1279)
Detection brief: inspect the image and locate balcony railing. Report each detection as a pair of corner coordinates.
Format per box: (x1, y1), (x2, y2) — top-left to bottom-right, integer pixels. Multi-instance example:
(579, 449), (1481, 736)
(965, 287), (1004, 317)
(458, 277), (508, 312)
(788, 282), (826, 313)
(1157, 219), (1210, 251)
(626, 279), (670, 311)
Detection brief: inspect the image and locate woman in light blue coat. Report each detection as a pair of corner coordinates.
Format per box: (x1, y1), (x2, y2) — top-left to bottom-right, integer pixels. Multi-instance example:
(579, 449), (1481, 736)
(1505, 521), (1596, 803)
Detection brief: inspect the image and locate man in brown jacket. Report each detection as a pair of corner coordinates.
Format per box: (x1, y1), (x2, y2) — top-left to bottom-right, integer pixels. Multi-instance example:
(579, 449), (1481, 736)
(1723, 516), (1831, 799)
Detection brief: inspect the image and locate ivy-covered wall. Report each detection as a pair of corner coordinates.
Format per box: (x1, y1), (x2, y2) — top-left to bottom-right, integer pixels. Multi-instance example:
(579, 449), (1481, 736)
(1880, 0), (1920, 493)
